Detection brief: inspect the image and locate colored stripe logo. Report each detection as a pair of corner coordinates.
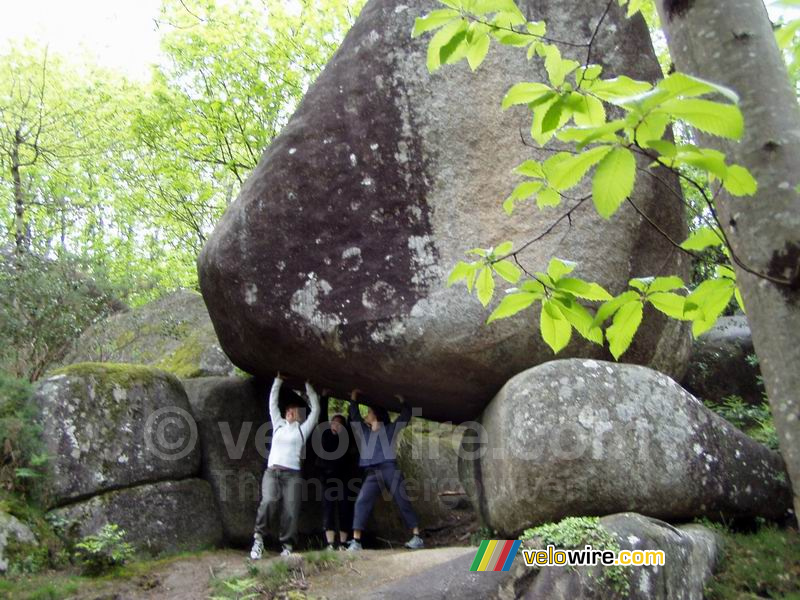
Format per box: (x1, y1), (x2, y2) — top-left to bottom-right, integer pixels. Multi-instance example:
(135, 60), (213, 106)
(470, 540), (521, 571)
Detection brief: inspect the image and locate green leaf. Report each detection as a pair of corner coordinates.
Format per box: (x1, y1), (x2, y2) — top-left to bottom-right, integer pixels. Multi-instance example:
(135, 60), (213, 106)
(647, 276), (685, 293)
(466, 34), (492, 70)
(735, 286), (746, 313)
(648, 292), (688, 319)
(556, 121), (624, 147)
(592, 147), (636, 218)
(547, 257), (578, 280)
(537, 187), (561, 208)
(680, 227), (724, 251)
(492, 260), (522, 283)
(487, 291), (538, 323)
(553, 296), (603, 344)
(540, 300), (572, 353)
(685, 278), (735, 336)
(504, 181), (544, 214)
(572, 94), (606, 127)
(541, 98), (565, 134)
(502, 82), (554, 109)
(657, 72), (740, 104)
(629, 277), (652, 292)
(606, 300), (643, 359)
(543, 45), (579, 87)
(521, 279), (546, 294)
(493, 241), (514, 256)
(447, 261), (473, 286)
(546, 145), (612, 192)
(723, 164), (758, 196)
(427, 20), (467, 72)
(555, 278), (613, 301)
(776, 19), (800, 50)
(476, 266), (495, 307)
(514, 159), (545, 178)
(658, 98), (744, 140)
(440, 30), (469, 65)
(412, 9), (461, 38)
(588, 76), (652, 103)
(593, 290), (639, 326)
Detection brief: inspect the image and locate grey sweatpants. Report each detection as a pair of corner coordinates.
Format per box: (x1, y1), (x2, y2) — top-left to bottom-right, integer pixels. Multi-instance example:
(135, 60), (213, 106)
(254, 468), (302, 547)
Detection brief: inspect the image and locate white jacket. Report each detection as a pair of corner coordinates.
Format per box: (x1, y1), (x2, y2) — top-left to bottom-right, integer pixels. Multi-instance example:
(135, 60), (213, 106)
(267, 377), (320, 470)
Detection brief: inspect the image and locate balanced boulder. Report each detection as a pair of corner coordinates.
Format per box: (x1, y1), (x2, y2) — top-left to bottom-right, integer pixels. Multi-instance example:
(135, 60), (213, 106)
(34, 363), (200, 507)
(459, 359), (791, 535)
(197, 0), (690, 422)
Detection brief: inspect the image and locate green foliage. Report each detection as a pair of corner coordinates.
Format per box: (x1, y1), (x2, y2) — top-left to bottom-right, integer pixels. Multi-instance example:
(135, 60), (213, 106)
(418, 0), (760, 361)
(73, 524), (135, 576)
(0, 252), (124, 381)
(704, 396), (779, 450)
(209, 577), (261, 600)
(0, 373), (47, 499)
(705, 523), (800, 599)
(520, 516), (630, 595)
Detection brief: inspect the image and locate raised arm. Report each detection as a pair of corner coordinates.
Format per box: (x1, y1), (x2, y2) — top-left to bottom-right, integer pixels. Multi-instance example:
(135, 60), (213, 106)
(348, 389), (363, 424)
(300, 381), (321, 439)
(269, 375), (284, 426)
(393, 394), (412, 430)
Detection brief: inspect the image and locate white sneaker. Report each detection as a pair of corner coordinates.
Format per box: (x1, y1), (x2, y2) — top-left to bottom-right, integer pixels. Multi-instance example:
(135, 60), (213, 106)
(404, 535), (424, 550)
(346, 539), (362, 552)
(280, 544), (293, 556)
(250, 535), (264, 560)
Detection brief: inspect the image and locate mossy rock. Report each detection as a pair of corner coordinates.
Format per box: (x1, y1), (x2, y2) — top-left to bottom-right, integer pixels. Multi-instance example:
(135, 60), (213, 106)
(47, 479), (222, 557)
(53, 290), (237, 380)
(33, 363), (201, 508)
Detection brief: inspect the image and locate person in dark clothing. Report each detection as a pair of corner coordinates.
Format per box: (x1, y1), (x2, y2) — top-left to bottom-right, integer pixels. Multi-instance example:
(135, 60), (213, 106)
(315, 409), (354, 550)
(346, 389), (423, 551)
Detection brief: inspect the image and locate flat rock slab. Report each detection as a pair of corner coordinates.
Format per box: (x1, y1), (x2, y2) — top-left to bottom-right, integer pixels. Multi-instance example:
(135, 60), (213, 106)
(49, 479), (223, 556)
(460, 359), (792, 535)
(504, 513), (720, 600)
(198, 0), (690, 422)
(34, 363), (201, 507)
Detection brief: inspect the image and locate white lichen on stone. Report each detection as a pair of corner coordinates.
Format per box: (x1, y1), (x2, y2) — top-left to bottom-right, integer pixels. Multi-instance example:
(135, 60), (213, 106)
(408, 235), (439, 286)
(244, 283), (258, 306)
(290, 274), (341, 333)
(341, 247), (363, 271)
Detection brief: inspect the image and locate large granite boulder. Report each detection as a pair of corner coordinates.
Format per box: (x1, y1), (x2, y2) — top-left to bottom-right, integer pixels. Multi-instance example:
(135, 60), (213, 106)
(459, 359), (791, 535)
(48, 479), (222, 556)
(682, 316), (763, 405)
(57, 290), (235, 379)
(34, 363), (201, 507)
(197, 0), (690, 422)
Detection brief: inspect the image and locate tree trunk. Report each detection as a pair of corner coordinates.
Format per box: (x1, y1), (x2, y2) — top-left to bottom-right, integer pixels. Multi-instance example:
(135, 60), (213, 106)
(655, 0), (800, 523)
(11, 130), (26, 258)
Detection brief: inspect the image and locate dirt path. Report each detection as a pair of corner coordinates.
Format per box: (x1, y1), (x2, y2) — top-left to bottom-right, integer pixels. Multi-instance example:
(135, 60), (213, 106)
(67, 546), (478, 600)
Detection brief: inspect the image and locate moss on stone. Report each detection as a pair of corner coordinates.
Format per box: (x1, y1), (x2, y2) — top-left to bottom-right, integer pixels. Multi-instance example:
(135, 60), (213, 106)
(154, 333), (206, 379)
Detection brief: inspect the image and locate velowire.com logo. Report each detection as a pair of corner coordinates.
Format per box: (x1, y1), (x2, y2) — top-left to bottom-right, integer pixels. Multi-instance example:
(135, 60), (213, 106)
(469, 540), (521, 572)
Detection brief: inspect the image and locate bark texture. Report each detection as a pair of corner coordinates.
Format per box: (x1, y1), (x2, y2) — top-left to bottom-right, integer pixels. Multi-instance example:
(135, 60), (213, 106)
(655, 0), (800, 523)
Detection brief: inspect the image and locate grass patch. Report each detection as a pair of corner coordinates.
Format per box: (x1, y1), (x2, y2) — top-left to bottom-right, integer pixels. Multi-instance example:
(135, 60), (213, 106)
(209, 549), (345, 600)
(706, 524), (800, 599)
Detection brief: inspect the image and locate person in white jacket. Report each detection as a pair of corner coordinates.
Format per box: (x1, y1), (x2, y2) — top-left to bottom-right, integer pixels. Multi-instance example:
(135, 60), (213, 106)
(250, 373), (320, 559)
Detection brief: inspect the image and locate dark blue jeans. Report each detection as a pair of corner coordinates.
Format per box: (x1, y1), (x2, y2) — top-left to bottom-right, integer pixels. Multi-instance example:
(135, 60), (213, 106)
(352, 460), (418, 531)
